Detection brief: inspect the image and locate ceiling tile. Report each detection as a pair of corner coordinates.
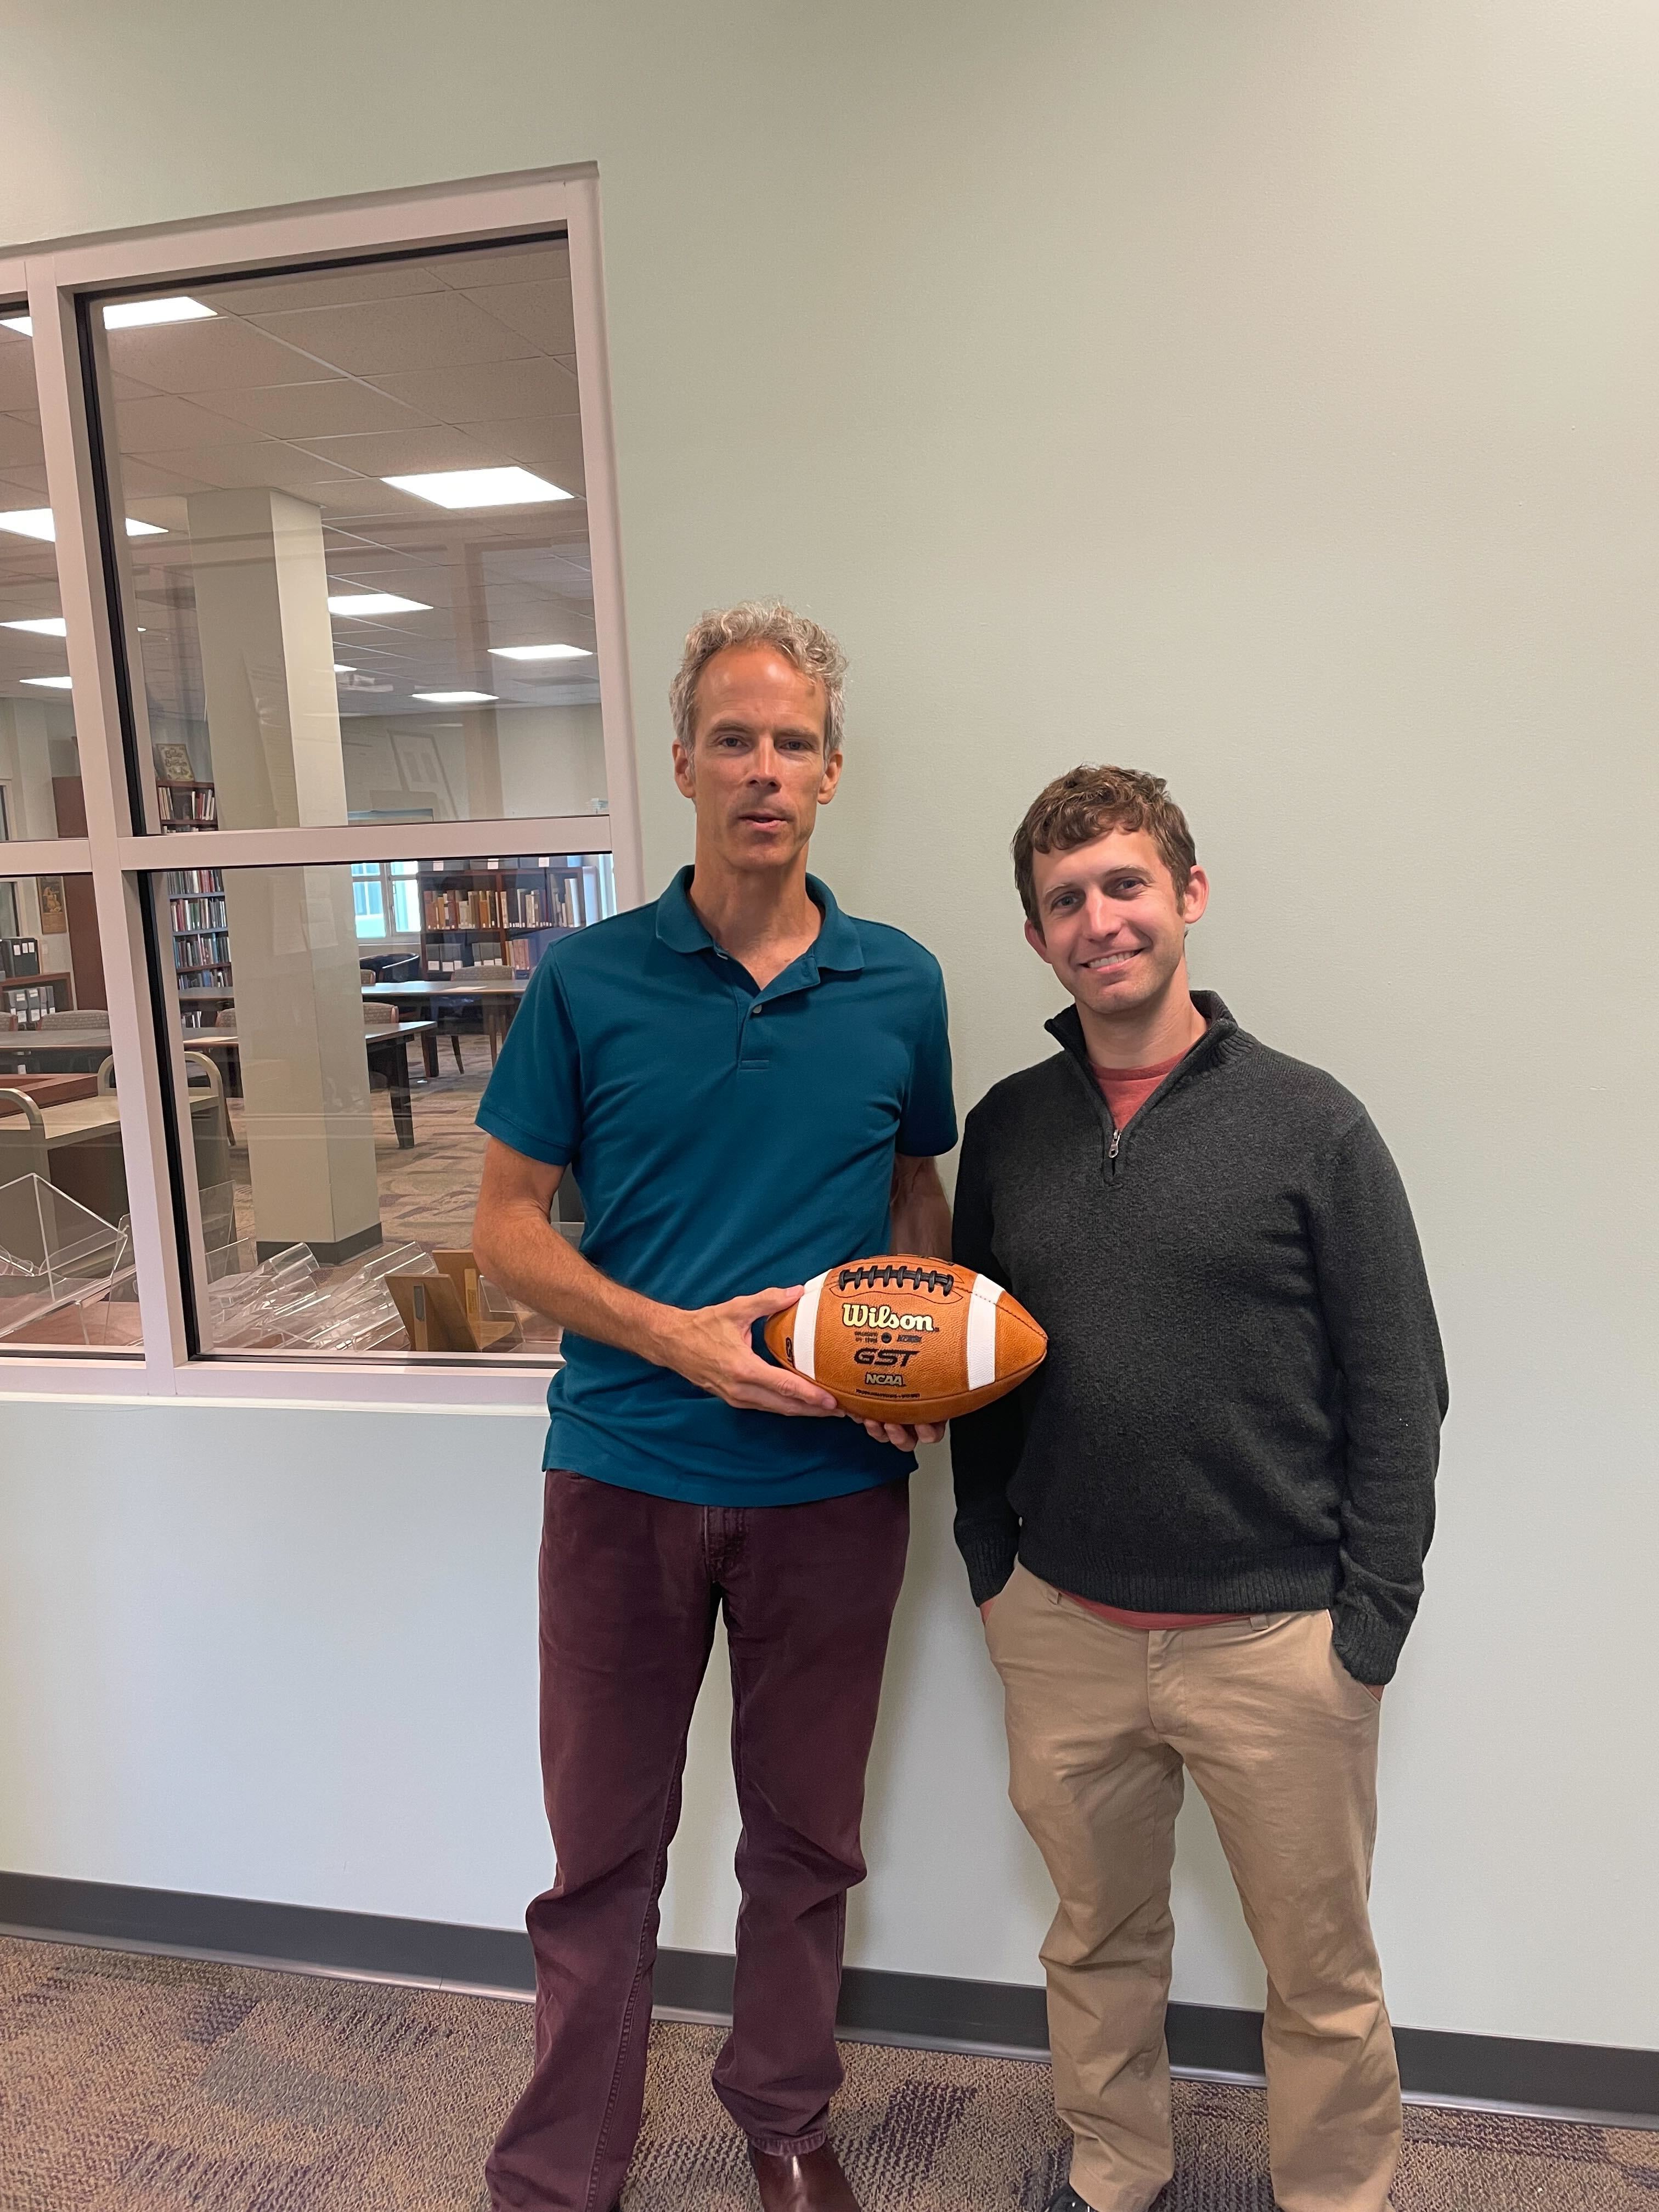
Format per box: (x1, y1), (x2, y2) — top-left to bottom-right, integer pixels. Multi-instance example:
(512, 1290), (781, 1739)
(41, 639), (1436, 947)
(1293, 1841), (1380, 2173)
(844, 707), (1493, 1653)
(106, 317), (333, 394)
(115, 460), (217, 504)
(114, 393), (253, 450)
(290, 425), (512, 479)
(0, 341), (40, 412)
(247, 292), (538, 379)
(0, 415), (44, 470)
(430, 244), (569, 291)
(201, 264), (452, 315)
(0, 465), (49, 499)
(461, 281), (576, 356)
(142, 441), (362, 495)
(366, 357), (580, 423)
(454, 413), (585, 491)
(190, 379), (432, 439)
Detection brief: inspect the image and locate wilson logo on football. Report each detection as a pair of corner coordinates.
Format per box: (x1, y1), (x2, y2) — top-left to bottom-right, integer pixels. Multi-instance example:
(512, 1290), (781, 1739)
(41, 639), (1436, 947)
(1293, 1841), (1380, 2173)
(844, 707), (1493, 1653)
(840, 1303), (938, 1331)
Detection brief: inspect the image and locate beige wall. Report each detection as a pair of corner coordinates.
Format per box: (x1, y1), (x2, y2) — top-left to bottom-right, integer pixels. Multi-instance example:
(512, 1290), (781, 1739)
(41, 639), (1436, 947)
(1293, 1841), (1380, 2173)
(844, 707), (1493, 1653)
(2, 2), (1656, 2049)
(340, 706), (606, 823)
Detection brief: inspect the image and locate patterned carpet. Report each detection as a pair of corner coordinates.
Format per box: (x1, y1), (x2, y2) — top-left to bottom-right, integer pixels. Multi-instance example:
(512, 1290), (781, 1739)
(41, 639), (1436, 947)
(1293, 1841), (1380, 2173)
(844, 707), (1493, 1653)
(0, 1937), (1654, 2210)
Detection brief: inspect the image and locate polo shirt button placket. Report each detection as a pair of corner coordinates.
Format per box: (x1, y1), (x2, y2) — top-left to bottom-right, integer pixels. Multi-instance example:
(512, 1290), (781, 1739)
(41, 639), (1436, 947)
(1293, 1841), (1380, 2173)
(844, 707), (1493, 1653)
(740, 996), (770, 1073)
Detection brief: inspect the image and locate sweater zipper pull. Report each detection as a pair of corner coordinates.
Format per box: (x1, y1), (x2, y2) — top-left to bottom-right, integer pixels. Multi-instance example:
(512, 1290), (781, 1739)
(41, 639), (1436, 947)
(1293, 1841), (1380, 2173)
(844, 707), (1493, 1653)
(1108, 1126), (1121, 1164)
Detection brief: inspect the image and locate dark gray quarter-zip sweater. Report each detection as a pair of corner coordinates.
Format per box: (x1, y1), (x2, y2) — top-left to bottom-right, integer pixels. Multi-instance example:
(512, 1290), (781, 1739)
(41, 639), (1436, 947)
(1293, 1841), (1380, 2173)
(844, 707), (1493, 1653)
(951, 992), (1448, 1685)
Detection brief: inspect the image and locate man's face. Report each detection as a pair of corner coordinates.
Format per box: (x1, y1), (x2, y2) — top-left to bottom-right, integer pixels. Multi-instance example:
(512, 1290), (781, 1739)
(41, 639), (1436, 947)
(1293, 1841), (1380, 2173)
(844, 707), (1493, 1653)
(1025, 827), (1209, 1020)
(672, 643), (841, 872)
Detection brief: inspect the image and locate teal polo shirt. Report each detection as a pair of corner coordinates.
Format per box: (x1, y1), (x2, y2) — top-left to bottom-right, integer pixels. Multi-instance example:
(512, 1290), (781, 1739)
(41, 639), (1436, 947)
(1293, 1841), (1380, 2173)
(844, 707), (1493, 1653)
(476, 867), (957, 1505)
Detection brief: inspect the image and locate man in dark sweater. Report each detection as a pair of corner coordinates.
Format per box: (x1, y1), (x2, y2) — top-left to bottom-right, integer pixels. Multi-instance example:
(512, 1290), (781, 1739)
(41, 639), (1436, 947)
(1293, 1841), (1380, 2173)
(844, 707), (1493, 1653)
(952, 765), (1447, 2212)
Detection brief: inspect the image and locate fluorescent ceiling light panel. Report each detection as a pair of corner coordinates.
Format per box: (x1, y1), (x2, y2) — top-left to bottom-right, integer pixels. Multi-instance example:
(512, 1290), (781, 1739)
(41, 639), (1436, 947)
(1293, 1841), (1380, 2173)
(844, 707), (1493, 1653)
(22, 675), (72, 689)
(413, 690), (495, 705)
(488, 642), (592, 662)
(0, 509), (165, 541)
(381, 467), (571, 510)
(4, 300), (216, 339)
(334, 664), (356, 674)
(2, 617), (67, 636)
(101, 296), (216, 330)
(327, 592), (431, 617)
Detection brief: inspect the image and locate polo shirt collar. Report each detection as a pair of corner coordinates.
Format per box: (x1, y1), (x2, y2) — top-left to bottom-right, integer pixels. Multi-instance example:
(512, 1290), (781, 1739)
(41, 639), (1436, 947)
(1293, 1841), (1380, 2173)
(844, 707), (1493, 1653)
(654, 866), (865, 980)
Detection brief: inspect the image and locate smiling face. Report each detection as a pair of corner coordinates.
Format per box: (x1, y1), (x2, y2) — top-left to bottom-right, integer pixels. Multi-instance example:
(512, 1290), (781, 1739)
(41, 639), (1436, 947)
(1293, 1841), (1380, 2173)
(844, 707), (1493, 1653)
(1025, 826), (1209, 1028)
(672, 642), (842, 874)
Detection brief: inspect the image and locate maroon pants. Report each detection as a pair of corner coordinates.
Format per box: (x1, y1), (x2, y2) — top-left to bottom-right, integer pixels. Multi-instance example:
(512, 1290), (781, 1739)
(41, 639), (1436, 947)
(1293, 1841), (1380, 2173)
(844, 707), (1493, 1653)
(485, 1468), (911, 2212)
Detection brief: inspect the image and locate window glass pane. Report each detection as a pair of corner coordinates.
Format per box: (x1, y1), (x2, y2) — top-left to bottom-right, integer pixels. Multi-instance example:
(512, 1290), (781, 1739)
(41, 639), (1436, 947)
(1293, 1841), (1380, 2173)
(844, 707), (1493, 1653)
(352, 865), (387, 939)
(0, 871), (142, 1352)
(0, 312), (89, 839)
(85, 242), (608, 834)
(170, 851), (613, 1358)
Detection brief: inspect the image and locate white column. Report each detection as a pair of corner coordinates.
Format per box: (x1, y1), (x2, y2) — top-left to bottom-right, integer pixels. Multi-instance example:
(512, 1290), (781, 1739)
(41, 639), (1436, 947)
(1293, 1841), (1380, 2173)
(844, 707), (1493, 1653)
(188, 488), (381, 1261)
(187, 488), (348, 831)
(228, 866), (382, 1264)
(7, 697), (58, 840)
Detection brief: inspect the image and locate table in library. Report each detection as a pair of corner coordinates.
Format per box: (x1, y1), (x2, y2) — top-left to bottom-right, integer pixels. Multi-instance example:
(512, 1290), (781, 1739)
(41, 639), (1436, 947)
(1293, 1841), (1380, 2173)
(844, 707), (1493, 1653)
(360, 977), (528, 1069)
(0, 1034), (112, 1075)
(187, 1022), (436, 1150)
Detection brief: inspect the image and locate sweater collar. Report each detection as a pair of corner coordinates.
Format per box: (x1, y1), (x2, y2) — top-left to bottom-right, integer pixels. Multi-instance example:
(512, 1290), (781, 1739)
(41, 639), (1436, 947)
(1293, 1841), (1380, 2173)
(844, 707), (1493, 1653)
(1045, 990), (1237, 1084)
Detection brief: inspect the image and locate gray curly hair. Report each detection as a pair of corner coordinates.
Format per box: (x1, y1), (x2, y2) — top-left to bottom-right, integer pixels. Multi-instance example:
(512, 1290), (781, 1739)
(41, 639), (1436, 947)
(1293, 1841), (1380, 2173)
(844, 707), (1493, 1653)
(669, 600), (847, 757)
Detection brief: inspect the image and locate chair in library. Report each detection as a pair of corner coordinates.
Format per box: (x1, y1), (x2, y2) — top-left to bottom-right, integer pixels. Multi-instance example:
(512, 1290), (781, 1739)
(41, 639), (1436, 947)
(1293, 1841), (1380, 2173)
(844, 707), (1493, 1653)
(424, 996), (469, 1075)
(466, 964), (517, 1065)
(87, 1050), (233, 1215)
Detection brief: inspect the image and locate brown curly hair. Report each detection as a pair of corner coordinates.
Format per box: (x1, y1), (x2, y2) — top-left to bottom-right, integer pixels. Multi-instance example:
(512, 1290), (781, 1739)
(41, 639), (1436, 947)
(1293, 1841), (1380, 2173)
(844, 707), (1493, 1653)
(1013, 764), (1197, 928)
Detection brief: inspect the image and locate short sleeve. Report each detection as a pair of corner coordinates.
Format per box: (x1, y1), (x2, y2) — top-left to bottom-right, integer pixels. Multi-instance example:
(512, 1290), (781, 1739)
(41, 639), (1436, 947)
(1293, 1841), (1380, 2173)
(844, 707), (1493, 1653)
(475, 953), (583, 1166)
(897, 958), (958, 1158)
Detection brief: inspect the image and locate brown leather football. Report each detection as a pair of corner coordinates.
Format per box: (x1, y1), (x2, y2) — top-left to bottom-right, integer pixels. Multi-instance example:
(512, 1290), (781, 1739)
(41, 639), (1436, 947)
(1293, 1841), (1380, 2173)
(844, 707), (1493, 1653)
(763, 1254), (1047, 1424)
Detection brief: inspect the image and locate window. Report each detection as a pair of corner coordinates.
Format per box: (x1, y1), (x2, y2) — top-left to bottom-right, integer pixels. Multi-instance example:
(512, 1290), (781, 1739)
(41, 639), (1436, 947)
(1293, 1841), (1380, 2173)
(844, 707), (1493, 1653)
(351, 859), (423, 943)
(1, 300), (143, 1355)
(1, 172), (641, 1395)
(0, 869), (140, 1351)
(89, 238), (606, 838)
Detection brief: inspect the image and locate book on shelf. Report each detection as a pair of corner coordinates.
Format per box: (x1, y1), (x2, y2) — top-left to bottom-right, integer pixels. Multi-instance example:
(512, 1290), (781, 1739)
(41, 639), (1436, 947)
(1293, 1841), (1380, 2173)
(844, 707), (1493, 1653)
(159, 783), (218, 828)
(166, 867), (224, 898)
(422, 881), (582, 930)
(173, 933), (232, 970)
(154, 743), (196, 783)
(170, 898), (228, 930)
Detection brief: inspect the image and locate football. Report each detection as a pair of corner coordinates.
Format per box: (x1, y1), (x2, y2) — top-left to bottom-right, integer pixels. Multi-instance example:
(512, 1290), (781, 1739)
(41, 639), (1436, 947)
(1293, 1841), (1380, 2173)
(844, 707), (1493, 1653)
(763, 1254), (1047, 1425)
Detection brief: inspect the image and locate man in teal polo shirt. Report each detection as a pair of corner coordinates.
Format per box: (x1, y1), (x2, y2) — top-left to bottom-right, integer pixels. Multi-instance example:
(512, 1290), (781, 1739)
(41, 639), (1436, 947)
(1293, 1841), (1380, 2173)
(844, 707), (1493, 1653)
(473, 602), (955, 2212)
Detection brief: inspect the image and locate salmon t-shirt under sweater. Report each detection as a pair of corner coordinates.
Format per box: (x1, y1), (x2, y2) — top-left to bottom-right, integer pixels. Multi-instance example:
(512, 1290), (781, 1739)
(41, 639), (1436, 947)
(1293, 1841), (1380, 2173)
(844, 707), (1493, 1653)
(1066, 1043), (1247, 1633)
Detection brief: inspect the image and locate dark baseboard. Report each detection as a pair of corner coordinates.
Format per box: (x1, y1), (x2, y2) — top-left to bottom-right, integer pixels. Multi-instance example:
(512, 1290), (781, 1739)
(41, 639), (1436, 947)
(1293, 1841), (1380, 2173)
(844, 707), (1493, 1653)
(0, 1871), (1652, 2122)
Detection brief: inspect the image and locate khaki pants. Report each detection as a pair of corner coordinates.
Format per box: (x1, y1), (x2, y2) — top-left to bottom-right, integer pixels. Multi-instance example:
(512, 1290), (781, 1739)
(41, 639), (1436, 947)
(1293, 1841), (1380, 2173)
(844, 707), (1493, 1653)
(986, 1562), (1399, 2212)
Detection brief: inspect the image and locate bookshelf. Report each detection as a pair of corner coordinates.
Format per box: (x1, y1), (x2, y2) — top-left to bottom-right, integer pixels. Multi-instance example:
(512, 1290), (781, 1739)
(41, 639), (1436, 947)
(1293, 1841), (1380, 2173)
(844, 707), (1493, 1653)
(158, 779), (218, 831)
(419, 856), (593, 980)
(1, 972), (75, 1028)
(167, 865), (233, 1025)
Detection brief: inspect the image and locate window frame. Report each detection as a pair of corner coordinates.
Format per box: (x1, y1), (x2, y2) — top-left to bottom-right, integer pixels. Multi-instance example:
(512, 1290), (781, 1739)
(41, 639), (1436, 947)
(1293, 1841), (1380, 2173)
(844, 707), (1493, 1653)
(1, 168), (642, 1405)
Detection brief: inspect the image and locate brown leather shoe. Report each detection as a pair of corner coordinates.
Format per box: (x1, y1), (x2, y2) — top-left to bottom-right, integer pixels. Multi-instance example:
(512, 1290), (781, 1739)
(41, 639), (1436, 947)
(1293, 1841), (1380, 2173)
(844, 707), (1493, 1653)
(748, 2142), (861, 2212)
